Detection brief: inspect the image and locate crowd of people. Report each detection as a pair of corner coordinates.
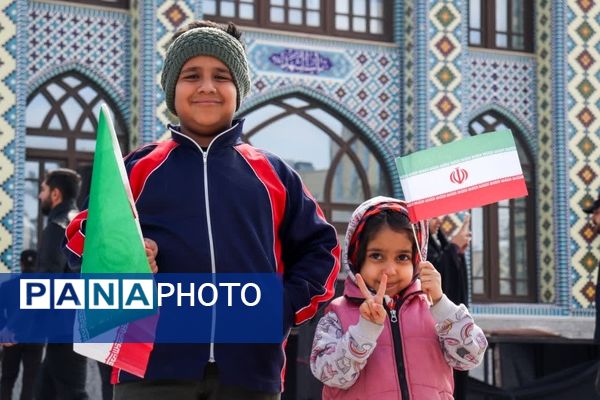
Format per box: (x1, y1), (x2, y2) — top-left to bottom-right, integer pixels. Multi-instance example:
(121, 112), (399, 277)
(0, 18), (596, 400)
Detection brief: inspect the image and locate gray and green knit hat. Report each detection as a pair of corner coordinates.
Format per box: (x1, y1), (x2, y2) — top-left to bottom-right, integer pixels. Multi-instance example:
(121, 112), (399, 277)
(160, 27), (251, 114)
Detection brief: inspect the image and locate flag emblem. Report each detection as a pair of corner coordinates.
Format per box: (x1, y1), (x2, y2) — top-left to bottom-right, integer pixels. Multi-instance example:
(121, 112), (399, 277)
(449, 167), (469, 185)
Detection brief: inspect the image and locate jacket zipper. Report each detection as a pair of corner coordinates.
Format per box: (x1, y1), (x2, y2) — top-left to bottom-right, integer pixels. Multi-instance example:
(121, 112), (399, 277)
(385, 291), (422, 400)
(171, 124), (239, 363)
(202, 150), (217, 362)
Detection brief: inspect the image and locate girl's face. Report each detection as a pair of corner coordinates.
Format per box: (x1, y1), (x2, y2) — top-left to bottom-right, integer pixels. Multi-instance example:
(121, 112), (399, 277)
(359, 225), (415, 297)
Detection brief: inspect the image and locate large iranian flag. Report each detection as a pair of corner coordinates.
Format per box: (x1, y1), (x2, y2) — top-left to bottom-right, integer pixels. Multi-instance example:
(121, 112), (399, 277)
(396, 130), (528, 222)
(73, 104), (156, 378)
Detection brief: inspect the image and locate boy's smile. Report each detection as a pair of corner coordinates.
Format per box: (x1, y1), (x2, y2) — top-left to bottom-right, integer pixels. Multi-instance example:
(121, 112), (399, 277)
(175, 55), (237, 147)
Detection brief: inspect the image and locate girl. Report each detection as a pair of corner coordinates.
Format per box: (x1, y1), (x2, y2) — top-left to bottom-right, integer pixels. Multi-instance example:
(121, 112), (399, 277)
(310, 197), (488, 399)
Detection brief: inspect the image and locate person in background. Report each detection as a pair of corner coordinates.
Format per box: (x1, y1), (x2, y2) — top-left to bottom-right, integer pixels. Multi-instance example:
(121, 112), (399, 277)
(0, 250), (44, 400)
(427, 213), (471, 400)
(583, 194), (600, 394)
(33, 168), (89, 400)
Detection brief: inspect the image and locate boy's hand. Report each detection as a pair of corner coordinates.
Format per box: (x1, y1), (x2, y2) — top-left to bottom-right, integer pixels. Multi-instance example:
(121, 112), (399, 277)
(418, 261), (442, 305)
(144, 238), (158, 274)
(355, 273), (388, 325)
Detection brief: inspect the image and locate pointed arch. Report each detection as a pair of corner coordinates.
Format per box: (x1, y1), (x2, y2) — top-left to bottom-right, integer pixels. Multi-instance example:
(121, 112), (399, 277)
(468, 103), (536, 157)
(23, 69), (129, 250)
(238, 88), (397, 232)
(28, 62), (129, 129)
(467, 108), (537, 303)
(240, 85), (401, 196)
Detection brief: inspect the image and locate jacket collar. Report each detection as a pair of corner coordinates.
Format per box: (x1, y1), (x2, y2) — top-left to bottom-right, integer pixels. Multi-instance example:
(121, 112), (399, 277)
(168, 119), (245, 152)
(48, 200), (77, 221)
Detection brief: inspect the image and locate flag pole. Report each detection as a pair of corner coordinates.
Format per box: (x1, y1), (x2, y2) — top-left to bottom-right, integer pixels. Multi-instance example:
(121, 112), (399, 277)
(411, 223), (433, 306)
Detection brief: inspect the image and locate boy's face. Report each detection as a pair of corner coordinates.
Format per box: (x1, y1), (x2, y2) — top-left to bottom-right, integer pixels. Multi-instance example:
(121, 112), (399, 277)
(175, 56), (237, 146)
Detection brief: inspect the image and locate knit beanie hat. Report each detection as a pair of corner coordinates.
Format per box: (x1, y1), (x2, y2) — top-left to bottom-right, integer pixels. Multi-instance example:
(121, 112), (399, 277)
(161, 27), (251, 115)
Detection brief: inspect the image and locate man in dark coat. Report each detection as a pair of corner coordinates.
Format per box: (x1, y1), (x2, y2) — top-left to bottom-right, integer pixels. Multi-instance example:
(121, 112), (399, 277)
(427, 214), (471, 400)
(33, 168), (89, 400)
(583, 194), (600, 394)
(583, 195), (600, 343)
(428, 215), (471, 306)
(0, 250), (44, 400)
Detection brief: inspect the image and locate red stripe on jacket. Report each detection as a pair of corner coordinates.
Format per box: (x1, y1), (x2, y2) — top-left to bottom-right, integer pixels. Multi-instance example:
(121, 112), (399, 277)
(129, 141), (179, 202)
(235, 144), (287, 274)
(294, 182), (341, 325)
(236, 145), (340, 325)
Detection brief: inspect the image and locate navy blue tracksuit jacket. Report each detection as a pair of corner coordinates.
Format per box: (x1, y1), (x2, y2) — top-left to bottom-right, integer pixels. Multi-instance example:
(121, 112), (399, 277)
(65, 119), (340, 393)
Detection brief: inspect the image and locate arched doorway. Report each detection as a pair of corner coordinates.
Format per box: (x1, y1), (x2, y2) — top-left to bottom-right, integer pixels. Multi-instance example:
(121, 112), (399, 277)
(240, 95), (393, 235)
(469, 110), (536, 302)
(24, 71), (128, 250)
(240, 93), (394, 399)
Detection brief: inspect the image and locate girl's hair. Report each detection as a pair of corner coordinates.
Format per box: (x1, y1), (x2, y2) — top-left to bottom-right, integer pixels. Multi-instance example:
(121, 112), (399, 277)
(352, 210), (417, 274)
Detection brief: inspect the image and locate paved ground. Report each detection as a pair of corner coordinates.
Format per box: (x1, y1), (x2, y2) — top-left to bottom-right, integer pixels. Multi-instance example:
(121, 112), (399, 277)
(5, 356), (104, 400)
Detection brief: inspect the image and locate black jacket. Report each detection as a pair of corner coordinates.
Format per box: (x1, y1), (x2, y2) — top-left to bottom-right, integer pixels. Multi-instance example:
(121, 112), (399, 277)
(36, 200), (78, 273)
(427, 231), (469, 307)
(594, 262), (600, 344)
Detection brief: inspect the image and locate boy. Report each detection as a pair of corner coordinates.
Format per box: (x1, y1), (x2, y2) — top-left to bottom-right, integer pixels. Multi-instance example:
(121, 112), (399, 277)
(66, 20), (340, 399)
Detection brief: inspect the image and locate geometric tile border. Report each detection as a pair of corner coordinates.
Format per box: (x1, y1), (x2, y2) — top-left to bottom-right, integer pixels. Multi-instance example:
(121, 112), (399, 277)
(403, 0), (416, 155)
(12, 0), (27, 271)
(0, 0), (18, 271)
(154, 1), (196, 142)
(393, 0), (405, 156)
(428, 0), (463, 148)
(536, 0), (555, 304)
(567, 0), (600, 312)
(130, 0), (140, 148)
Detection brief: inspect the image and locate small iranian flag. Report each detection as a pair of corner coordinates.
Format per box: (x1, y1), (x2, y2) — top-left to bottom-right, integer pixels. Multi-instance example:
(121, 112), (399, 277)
(73, 104), (156, 378)
(396, 130), (528, 222)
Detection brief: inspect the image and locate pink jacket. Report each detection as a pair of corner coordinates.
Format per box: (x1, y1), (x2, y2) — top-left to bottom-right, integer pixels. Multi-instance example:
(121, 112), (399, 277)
(317, 278), (456, 399)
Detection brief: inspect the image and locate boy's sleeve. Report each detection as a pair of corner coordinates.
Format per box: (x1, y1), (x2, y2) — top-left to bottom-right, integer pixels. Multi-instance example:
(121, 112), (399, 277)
(64, 210), (88, 269)
(275, 160), (341, 330)
(63, 144), (158, 269)
(310, 311), (383, 389)
(430, 294), (489, 370)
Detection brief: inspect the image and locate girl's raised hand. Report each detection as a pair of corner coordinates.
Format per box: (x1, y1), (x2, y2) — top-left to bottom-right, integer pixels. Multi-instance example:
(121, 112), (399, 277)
(355, 273), (388, 325)
(418, 261), (443, 305)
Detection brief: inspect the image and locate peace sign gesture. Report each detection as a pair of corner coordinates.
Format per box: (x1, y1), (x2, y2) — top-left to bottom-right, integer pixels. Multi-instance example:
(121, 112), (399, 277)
(355, 273), (388, 325)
